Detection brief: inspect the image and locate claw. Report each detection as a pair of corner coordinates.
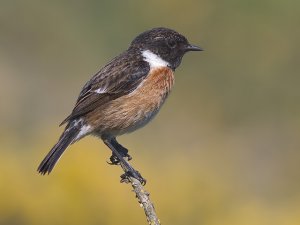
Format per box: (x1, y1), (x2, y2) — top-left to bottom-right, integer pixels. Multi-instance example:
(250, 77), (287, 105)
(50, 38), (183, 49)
(119, 151), (132, 161)
(120, 170), (146, 185)
(107, 154), (120, 165)
(120, 173), (130, 183)
(106, 160), (119, 165)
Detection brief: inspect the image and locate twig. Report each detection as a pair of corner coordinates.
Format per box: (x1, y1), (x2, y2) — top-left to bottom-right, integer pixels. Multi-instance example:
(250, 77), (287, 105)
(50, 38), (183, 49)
(118, 162), (161, 225)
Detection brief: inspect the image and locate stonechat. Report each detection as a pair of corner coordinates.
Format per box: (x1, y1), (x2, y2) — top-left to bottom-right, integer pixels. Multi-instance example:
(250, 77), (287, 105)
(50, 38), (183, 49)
(38, 27), (202, 183)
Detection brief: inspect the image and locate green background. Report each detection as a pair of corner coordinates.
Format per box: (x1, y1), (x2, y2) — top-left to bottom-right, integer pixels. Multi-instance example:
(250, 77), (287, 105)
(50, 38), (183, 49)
(1, 1), (300, 224)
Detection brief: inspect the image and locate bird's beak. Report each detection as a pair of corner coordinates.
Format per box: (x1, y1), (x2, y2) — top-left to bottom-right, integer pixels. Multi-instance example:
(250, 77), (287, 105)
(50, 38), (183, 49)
(185, 44), (204, 52)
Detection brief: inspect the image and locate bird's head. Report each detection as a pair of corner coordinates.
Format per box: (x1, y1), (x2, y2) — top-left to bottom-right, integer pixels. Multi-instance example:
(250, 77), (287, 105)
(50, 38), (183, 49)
(130, 27), (203, 70)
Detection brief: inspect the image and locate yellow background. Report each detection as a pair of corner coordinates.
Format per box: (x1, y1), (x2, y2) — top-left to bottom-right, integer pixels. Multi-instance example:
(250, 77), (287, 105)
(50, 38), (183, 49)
(1, 1), (300, 224)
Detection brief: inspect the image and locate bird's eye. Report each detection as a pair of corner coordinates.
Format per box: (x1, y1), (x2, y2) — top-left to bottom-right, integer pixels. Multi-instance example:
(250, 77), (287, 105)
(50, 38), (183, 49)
(167, 40), (177, 48)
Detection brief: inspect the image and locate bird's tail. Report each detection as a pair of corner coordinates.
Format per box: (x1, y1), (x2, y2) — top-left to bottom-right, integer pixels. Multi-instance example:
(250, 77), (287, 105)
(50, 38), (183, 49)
(37, 121), (81, 175)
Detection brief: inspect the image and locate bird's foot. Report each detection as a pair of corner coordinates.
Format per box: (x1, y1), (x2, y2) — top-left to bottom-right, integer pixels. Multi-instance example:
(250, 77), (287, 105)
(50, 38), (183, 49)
(107, 143), (132, 165)
(120, 169), (146, 185)
(107, 152), (132, 165)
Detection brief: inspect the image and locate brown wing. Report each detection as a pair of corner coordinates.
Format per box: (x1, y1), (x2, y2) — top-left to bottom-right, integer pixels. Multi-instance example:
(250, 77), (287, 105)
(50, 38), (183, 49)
(60, 51), (150, 126)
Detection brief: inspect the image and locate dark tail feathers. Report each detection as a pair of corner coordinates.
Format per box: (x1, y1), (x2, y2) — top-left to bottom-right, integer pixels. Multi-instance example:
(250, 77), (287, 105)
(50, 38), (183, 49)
(38, 122), (80, 175)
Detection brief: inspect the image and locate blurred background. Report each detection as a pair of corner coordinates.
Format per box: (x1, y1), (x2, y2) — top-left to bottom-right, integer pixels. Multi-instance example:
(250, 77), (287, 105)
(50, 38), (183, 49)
(1, 0), (300, 224)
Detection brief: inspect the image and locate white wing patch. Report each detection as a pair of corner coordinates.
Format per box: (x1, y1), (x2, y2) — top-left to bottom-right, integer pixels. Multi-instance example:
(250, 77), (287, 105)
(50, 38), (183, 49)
(142, 50), (169, 69)
(94, 87), (107, 94)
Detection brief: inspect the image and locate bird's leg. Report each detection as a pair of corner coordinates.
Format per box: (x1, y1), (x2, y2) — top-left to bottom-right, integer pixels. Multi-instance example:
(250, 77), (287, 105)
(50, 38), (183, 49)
(102, 137), (146, 185)
(108, 138), (132, 165)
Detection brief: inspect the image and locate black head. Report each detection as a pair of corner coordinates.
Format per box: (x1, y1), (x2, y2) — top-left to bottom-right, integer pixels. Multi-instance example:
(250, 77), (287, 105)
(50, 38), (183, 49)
(130, 27), (202, 70)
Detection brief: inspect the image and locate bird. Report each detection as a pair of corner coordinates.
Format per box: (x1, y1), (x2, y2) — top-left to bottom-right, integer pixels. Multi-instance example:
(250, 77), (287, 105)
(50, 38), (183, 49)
(38, 27), (202, 184)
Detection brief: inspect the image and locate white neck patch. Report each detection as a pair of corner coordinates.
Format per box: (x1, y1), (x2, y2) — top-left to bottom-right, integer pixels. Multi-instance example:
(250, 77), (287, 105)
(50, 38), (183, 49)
(142, 50), (169, 69)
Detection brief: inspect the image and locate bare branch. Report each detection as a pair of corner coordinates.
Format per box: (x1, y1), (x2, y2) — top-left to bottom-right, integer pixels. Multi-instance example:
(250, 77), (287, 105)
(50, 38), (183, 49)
(118, 162), (161, 225)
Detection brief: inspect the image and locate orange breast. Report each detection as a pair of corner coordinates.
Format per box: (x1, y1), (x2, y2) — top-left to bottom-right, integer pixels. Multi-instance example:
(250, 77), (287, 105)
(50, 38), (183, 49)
(88, 67), (175, 136)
